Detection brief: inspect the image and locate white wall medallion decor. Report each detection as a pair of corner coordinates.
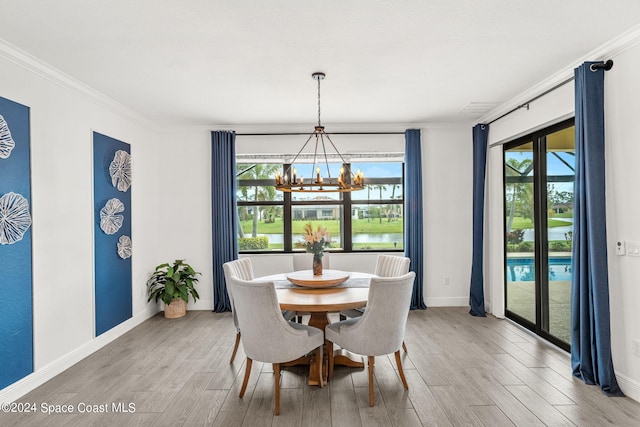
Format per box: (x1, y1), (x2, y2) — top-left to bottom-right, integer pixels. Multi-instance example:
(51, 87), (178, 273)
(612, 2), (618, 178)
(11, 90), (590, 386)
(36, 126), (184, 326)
(117, 235), (132, 259)
(0, 192), (32, 245)
(0, 114), (16, 159)
(109, 150), (132, 192)
(99, 198), (125, 235)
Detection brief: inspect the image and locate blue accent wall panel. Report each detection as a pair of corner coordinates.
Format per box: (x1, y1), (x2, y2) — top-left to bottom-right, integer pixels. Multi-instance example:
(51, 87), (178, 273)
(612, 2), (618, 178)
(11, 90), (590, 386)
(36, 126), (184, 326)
(0, 96), (33, 389)
(93, 132), (132, 336)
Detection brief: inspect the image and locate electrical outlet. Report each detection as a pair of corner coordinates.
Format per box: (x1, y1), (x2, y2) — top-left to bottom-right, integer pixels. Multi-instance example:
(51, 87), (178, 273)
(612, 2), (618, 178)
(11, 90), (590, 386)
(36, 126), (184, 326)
(616, 240), (626, 256)
(634, 340), (640, 357)
(443, 276), (450, 286)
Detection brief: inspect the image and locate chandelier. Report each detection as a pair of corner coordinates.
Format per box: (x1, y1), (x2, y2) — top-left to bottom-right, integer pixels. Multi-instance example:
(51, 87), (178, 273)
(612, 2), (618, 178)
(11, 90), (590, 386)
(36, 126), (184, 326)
(274, 72), (364, 193)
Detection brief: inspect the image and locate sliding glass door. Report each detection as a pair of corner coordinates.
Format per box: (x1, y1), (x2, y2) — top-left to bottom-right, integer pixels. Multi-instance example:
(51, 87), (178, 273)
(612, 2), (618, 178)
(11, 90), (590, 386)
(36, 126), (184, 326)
(504, 119), (574, 350)
(505, 140), (536, 324)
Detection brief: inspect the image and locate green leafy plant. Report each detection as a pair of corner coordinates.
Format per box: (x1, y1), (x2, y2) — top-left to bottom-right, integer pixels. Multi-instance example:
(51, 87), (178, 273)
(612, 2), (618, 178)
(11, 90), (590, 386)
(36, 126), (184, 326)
(549, 240), (572, 252)
(238, 236), (269, 250)
(517, 241), (534, 252)
(147, 259), (201, 305)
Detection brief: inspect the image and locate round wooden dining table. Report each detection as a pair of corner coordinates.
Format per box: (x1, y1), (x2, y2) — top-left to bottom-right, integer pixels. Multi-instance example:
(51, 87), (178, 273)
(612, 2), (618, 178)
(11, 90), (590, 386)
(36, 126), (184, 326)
(256, 270), (373, 386)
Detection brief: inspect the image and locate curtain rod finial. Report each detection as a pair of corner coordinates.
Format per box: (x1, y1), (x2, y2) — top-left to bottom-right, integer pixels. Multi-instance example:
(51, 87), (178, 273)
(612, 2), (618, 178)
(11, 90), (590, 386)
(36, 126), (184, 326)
(590, 60), (613, 72)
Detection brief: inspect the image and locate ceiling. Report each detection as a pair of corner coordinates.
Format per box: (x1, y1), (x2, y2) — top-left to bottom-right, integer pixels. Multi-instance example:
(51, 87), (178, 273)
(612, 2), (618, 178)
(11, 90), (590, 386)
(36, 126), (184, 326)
(1, 1), (639, 128)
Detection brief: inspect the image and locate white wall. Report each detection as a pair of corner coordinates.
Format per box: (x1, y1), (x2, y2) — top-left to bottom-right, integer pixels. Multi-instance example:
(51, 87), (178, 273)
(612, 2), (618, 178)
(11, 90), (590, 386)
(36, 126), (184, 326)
(604, 42), (640, 400)
(152, 128), (214, 310)
(422, 126), (473, 306)
(244, 252), (379, 277)
(0, 44), (163, 402)
(482, 36), (640, 401)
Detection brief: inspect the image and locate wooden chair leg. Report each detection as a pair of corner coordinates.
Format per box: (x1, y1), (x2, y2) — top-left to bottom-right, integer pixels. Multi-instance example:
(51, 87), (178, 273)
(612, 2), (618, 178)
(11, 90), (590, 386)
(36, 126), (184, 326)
(394, 350), (409, 390)
(274, 363), (281, 416)
(402, 340), (408, 353)
(317, 345), (324, 387)
(368, 356), (375, 407)
(230, 331), (241, 364)
(239, 357), (252, 398)
(328, 342), (334, 381)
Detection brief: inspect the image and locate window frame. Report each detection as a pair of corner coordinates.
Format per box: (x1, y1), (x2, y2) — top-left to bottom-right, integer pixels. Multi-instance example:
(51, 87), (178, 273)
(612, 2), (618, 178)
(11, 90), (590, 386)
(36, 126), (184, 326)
(237, 162), (405, 254)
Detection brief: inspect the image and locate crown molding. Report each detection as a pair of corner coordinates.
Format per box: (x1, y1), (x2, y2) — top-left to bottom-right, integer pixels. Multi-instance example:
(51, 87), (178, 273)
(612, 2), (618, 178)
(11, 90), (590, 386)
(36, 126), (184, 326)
(478, 23), (640, 125)
(0, 38), (156, 129)
(197, 121), (472, 134)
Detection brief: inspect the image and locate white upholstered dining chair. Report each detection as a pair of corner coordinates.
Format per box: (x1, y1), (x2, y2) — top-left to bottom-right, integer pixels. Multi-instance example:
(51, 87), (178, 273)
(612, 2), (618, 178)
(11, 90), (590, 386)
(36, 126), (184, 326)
(292, 252), (330, 271)
(227, 275), (324, 415)
(325, 272), (416, 407)
(222, 258), (252, 364)
(374, 254), (411, 277)
(339, 255), (411, 351)
(223, 258), (296, 364)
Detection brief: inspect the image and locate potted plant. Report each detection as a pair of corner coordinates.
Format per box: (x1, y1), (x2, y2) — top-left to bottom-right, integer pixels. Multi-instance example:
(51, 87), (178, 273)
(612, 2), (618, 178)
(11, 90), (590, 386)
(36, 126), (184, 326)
(147, 259), (201, 318)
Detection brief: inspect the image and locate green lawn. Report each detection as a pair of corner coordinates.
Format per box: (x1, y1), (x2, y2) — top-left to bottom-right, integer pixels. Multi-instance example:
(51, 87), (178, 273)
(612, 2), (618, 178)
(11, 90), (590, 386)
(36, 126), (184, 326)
(553, 212), (574, 218)
(510, 216), (572, 229)
(239, 218), (403, 235)
(239, 218), (404, 250)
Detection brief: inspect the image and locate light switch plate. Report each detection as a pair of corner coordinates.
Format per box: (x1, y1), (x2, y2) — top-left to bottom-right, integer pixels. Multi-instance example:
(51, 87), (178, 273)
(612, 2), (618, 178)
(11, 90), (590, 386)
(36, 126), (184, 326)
(616, 241), (626, 256)
(627, 241), (640, 257)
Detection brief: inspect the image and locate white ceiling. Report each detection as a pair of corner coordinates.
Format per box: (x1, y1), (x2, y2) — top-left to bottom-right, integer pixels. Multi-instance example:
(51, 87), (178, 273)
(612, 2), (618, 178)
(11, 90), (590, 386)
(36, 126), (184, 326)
(1, 0), (639, 127)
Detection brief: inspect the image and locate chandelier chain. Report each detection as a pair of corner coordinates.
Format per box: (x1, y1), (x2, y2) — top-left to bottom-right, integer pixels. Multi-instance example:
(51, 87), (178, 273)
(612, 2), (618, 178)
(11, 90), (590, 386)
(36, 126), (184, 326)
(317, 76), (322, 127)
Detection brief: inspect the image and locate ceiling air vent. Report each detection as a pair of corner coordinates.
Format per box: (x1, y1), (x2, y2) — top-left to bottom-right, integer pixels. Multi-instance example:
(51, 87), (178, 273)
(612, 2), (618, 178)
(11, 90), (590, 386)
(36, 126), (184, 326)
(458, 102), (501, 115)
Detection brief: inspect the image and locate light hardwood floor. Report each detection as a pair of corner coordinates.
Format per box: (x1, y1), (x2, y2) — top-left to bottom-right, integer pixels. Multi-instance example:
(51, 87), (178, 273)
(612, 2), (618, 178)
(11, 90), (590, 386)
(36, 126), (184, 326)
(2, 307), (640, 426)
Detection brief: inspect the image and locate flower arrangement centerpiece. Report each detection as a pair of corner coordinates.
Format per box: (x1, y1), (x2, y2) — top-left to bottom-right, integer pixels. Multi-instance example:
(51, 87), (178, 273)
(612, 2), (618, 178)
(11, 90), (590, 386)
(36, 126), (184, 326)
(301, 223), (331, 275)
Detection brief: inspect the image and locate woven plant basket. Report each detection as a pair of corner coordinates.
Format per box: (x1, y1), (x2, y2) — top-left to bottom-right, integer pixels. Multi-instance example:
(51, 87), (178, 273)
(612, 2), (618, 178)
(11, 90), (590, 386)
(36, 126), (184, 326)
(164, 298), (187, 319)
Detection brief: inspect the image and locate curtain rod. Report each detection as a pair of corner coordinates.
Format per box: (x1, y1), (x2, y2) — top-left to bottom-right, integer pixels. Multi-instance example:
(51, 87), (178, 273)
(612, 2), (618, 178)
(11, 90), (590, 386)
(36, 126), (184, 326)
(236, 131), (405, 136)
(484, 60), (613, 126)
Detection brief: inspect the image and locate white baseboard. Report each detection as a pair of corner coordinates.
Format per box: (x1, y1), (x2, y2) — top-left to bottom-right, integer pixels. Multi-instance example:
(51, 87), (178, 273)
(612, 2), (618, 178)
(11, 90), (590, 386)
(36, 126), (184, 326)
(188, 298), (214, 311)
(424, 296), (469, 307)
(0, 307), (159, 404)
(617, 371), (640, 403)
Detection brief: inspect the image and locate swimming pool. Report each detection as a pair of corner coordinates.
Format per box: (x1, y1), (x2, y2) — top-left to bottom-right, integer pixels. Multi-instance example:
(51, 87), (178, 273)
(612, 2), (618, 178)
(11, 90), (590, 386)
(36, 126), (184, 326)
(506, 256), (572, 282)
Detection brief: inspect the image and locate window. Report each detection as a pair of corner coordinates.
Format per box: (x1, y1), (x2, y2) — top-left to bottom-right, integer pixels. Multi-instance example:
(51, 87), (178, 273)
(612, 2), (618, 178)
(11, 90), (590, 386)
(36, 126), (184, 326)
(236, 160), (404, 253)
